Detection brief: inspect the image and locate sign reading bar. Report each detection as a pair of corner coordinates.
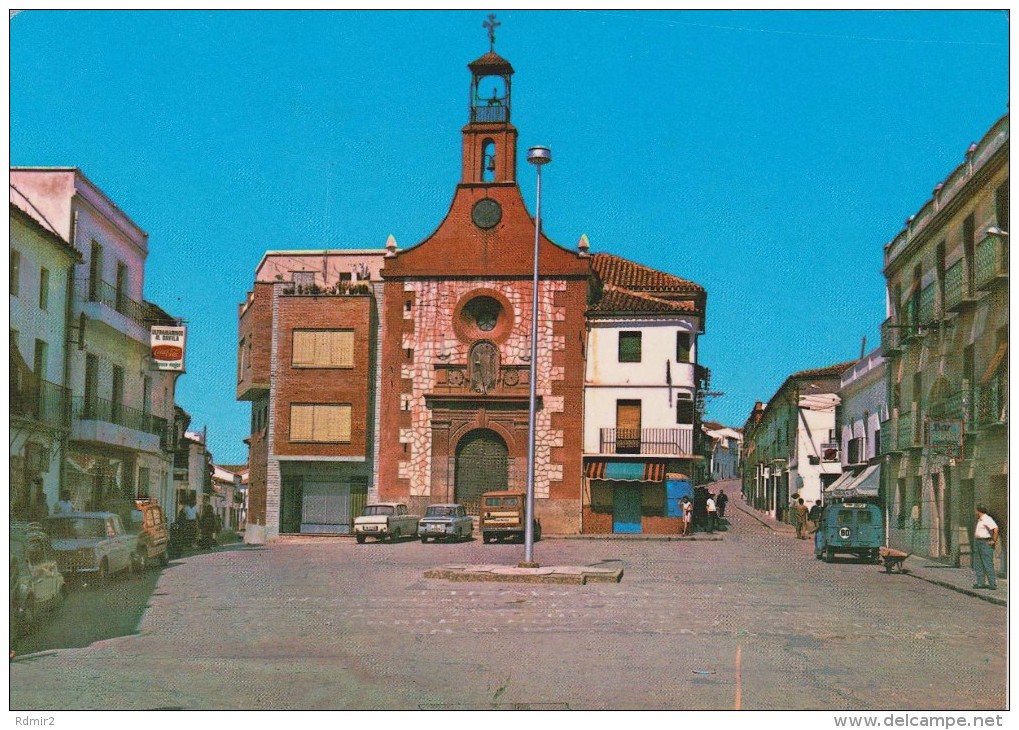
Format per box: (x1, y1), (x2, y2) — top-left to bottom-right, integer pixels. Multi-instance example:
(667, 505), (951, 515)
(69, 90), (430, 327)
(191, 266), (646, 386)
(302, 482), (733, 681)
(151, 326), (186, 372)
(927, 418), (963, 458)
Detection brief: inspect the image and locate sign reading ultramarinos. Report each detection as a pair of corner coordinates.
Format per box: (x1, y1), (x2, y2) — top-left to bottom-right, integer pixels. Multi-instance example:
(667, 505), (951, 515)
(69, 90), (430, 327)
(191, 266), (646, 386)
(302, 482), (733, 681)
(151, 326), (187, 372)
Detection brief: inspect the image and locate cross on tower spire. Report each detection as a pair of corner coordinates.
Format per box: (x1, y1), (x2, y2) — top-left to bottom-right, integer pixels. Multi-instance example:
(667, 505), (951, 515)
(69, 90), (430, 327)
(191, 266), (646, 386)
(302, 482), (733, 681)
(483, 13), (500, 52)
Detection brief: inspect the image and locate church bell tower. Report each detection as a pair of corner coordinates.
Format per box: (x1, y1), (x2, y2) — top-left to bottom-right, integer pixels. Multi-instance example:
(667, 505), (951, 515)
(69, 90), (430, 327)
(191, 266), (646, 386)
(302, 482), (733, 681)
(461, 14), (518, 186)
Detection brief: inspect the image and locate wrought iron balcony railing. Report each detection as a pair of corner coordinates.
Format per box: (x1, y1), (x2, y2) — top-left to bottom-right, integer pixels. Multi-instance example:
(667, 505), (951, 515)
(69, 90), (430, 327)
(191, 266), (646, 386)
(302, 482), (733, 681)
(73, 396), (168, 438)
(976, 371), (1008, 426)
(599, 427), (693, 455)
(78, 278), (147, 326)
(10, 380), (71, 429)
(975, 232), (1008, 291)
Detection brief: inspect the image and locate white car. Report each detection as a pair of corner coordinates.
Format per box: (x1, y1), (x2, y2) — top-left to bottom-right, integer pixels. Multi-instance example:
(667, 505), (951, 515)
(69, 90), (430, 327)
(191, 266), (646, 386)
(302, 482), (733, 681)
(353, 503), (420, 543)
(10, 521), (65, 636)
(44, 512), (136, 583)
(418, 504), (473, 543)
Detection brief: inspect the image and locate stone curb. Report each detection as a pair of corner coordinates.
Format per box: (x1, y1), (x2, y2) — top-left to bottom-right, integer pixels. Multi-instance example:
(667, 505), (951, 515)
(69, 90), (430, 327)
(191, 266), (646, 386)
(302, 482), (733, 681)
(424, 564), (624, 585)
(901, 572), (1007, 607)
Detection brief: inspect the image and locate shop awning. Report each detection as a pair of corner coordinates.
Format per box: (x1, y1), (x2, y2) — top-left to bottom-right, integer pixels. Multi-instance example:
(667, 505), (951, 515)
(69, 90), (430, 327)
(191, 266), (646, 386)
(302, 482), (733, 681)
(825, 464), (881, 500)
(585, 461), (666, 482)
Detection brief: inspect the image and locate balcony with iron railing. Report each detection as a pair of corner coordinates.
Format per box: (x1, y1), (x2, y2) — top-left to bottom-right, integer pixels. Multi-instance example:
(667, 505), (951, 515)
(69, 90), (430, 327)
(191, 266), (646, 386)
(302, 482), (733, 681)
(599, 427), (693, 456)
(976, 371), (1008, 428)
(881, 319), (902, 356)
(471, 104), (508, 124)
(944, 260), (976, 313)
(879, 419), (897, 454)
(76, 278), (150, 344)
(71, 396), (170, 454)
(10, 380), (71, 430)
(975, 232), (1008, 292)
(897, 409), (921, 450)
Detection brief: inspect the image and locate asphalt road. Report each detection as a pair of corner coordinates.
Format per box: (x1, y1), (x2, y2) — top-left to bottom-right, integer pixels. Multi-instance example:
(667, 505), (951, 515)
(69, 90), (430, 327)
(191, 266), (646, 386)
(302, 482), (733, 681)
(10, 488), (1007, 711)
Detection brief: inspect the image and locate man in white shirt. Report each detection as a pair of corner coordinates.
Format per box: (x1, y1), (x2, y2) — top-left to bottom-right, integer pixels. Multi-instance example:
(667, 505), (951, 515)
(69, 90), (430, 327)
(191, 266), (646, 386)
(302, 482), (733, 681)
(972, 506), (999, 590)
(706, 495), (717, 533)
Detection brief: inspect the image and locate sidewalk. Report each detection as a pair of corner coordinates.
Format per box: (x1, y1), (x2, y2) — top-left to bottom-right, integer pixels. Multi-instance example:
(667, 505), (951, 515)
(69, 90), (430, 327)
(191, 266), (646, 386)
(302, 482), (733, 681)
(730, 490), (1006, 607)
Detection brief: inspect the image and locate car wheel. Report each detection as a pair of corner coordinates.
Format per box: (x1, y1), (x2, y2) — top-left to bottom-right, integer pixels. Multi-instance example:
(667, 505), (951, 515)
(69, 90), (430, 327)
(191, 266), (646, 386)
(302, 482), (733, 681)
(356, 534), (366, 544)
(98, 559), (110, 582)
(134, 549), (148, 573)
(392, 529), (401, 542)
(420, 536), (428, 544)
(158, 549), (169, 567)
(482, 532), (492, 544)
(824, 548), (834, 563)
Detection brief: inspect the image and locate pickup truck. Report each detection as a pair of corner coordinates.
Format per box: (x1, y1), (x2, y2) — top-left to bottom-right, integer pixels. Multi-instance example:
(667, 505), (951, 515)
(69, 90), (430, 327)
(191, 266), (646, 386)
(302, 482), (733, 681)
(354, 503), (420, 543)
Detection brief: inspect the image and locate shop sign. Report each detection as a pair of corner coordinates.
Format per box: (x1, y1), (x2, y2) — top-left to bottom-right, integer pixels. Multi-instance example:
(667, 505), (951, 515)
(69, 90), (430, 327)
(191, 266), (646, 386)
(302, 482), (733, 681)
(151, 326), (187, 372)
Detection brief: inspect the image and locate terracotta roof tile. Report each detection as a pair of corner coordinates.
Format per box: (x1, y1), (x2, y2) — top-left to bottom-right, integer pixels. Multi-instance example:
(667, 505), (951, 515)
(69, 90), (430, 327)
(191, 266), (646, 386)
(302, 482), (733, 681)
(589, 285), (698, 315)
(791, 361), (857, 380)
(468, 51), (514, 73)
(591, 253), (705, 295)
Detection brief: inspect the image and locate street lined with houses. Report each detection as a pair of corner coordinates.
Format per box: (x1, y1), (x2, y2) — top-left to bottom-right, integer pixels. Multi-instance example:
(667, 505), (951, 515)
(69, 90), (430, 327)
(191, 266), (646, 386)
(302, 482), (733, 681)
(10, 481), (1005, 711)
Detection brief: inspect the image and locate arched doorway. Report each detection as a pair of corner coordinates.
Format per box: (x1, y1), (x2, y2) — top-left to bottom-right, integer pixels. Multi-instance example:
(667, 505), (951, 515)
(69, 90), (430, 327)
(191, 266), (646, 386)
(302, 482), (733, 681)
(455, 429), (508, 514)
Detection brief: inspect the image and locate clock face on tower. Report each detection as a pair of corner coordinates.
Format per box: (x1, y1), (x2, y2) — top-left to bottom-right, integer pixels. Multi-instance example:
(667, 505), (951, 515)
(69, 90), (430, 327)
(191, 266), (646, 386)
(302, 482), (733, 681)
(471, 198), (502, 229)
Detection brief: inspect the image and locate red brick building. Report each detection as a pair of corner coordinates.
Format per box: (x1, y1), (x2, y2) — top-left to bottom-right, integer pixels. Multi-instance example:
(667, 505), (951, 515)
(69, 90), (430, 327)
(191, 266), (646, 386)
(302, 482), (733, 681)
(237, 42), (709, 540)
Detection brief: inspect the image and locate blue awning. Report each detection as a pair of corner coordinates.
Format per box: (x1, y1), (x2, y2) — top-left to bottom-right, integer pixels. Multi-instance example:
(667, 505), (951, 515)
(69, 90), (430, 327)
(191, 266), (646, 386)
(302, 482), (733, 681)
(585, 461), (666, 482)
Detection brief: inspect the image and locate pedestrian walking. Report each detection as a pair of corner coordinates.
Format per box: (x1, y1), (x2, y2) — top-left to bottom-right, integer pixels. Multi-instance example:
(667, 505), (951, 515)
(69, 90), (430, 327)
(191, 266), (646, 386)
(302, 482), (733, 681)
(972, 506), (999, 591)
(716, 490), (728, 519)
(197, 496), (218, 550)
(808, 500), (822, 532)
(794, 498), (809, 539)
(184, 496), (199, 549)
(681, 496), (693, 536)
(706, 494), (718, 533)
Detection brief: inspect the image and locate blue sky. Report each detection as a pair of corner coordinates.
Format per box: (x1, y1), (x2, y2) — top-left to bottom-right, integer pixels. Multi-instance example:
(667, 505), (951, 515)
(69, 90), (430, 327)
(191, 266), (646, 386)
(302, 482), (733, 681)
(9, 10), (1009, 463)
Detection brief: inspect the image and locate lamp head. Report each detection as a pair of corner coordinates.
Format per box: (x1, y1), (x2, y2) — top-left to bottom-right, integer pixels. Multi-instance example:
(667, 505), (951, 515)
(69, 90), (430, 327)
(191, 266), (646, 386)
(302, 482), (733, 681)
(527, 146), (552, 166)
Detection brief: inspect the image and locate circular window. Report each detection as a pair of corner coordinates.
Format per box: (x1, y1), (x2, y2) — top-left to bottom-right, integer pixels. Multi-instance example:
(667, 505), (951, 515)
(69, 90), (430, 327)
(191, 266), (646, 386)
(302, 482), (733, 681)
(453, 290), (514, 344)
(464, 296), (502, 332)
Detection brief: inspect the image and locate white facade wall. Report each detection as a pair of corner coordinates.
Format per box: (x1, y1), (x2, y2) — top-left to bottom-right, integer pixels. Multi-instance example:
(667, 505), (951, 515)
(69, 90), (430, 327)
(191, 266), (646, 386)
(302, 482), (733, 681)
(583, 318), (698, 454)
(839, 349), (888, 466)
(9, 208), (78, 508)
(11, 169), (177, 511)
(792, 404), (841, 505)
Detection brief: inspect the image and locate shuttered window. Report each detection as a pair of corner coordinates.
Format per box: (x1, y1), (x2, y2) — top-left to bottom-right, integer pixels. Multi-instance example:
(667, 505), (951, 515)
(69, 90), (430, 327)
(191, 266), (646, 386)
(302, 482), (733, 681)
(292, 330), (354, 368)
(290, 404), (352, 443)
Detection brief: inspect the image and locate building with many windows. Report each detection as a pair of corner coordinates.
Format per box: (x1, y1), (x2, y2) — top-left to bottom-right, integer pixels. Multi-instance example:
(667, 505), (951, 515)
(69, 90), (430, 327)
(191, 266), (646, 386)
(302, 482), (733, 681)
(879, 113), (1008, 572)
(9, 197), (81, 517)
(10, 168), (182, 515)
(741, 362), (854, 521)
(581, 253), (707, 534)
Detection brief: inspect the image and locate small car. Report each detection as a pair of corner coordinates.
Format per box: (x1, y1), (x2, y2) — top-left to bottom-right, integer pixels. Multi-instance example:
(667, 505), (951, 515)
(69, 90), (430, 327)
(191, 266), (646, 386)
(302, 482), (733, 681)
(418, 503), (473, 543)
(126, 499), (170, 570)
(814, 501), (884, 563)
(10, 521), (65, 637)
(353, 503), (420, 543)
(480, 491), (541, 544)
(44, 512), (137, 583)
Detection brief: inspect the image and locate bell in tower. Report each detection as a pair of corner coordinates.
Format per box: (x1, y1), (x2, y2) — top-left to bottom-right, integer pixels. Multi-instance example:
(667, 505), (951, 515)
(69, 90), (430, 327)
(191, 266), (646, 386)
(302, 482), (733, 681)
(462, 14), (518, 186)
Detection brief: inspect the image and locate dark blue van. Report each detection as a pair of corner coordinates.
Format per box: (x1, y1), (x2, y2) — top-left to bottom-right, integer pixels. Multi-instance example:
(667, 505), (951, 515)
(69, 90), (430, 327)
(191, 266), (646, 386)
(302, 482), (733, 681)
(814, 502), (884, 563)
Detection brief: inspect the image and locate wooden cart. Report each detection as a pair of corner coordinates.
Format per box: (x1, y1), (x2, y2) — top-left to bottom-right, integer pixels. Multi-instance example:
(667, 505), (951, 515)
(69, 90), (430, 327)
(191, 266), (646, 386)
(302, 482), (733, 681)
(878, 547), (911, 574)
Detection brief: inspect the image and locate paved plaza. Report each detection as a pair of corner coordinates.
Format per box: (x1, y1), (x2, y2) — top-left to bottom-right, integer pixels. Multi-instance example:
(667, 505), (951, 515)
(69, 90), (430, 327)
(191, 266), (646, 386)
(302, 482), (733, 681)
(10, 486), (1007, 711)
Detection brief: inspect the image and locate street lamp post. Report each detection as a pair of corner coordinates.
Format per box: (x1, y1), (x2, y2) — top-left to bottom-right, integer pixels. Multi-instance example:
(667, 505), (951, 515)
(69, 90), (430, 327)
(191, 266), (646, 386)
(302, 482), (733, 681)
(522, 145), (551, 568)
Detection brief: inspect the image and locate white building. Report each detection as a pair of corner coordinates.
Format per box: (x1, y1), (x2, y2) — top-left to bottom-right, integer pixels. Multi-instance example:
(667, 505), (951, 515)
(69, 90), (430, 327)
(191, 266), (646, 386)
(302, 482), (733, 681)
(702, 421), (743, 482)
(581, 253), (707, 534)
(10, 168), (180, 514)
(9, 198), (81, 516)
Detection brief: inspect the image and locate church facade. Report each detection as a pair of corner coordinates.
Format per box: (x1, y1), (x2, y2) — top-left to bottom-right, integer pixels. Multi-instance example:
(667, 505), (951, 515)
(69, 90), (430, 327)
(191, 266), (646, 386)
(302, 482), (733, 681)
(237, 40), (709, 540)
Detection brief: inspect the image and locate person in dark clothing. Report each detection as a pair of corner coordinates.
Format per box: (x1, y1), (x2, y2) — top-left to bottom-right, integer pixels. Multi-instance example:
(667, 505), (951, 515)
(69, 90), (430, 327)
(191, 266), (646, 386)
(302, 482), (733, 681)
(808, 501), (823, 531)
(197, 497), (218, 549)
(716, 490), (729, 519)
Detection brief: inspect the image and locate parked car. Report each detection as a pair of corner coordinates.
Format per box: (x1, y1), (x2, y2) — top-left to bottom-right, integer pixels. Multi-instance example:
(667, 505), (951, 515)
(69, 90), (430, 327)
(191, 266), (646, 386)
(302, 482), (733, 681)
(480, 491), (541, 544)
(418, 503), (473, 543)
(10, 521), (65, 637)
(814, 501), (884, 563)
(354, 503), (420, 543)
(44, 512), (136, 584)
(126, 499), (170, 570)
